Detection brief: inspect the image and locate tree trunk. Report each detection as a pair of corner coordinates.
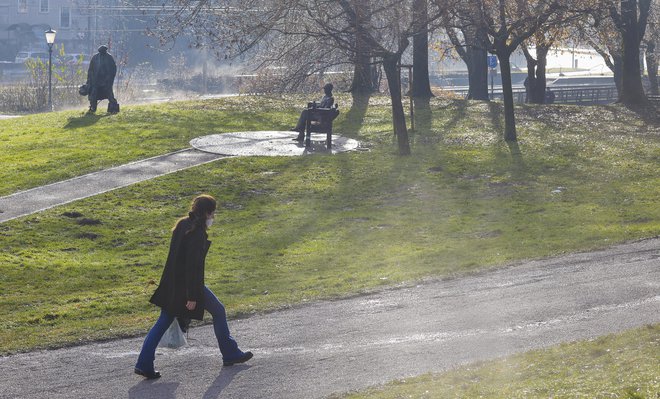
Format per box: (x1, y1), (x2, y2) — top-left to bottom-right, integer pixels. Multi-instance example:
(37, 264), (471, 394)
(383, 57), (411, 155)
(619, 0), (647, 104)
(497, 48), (517, 141)
(350, 1), (378, 95)
(467, 45), (489, 100)
(529, 46), (549, 104)
(533, 47), (549, 103)
(614, 55), (624, 96)
(646, 41), (659, 95)
(412, 0), (434, 99)
(524, 64), (536, 104)
(351, 54), (378, 95)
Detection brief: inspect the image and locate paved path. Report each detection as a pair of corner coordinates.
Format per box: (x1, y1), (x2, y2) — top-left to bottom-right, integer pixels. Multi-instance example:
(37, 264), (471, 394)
(0, 131), (358, 223)
(0, 149), (225, 223)
(1, 238), (658, 399)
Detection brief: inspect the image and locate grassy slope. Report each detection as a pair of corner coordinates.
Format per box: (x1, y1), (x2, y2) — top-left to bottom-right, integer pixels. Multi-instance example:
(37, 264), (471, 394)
(339, 324), (659, 399)
(0, 97), (296, 197)
(0, 96), (658, 355)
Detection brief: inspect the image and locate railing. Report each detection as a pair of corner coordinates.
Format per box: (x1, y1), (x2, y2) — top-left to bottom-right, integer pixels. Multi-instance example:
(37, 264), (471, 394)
(453, 85), (619, 105)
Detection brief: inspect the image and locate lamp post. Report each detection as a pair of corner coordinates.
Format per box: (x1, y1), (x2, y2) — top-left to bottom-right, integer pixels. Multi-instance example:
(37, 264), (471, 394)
(45, 28), (56, 111)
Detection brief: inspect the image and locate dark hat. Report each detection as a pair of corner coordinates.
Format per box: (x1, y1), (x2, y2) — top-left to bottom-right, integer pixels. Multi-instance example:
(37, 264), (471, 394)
(98, 45), (108, 53)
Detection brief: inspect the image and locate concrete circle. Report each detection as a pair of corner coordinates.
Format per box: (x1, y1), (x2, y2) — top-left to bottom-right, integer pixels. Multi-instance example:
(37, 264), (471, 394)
(190, 131), (359, 157)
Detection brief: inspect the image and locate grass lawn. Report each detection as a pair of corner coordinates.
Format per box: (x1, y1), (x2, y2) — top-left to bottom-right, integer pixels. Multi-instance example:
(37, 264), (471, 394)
(0, 96), (658, 355)
(338, 324), (660, 399)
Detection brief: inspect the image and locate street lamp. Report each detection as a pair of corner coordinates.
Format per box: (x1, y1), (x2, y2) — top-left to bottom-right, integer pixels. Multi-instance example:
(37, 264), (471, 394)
(45, 28), (56, 111)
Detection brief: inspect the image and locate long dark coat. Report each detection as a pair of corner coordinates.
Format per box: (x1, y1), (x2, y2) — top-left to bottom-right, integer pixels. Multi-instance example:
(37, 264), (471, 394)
(149, 217), (210, 320)
(86, 47), (117, 101)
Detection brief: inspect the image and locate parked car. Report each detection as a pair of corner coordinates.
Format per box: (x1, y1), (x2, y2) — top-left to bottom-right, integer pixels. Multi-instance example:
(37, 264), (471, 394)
(14, 50), (48, 63)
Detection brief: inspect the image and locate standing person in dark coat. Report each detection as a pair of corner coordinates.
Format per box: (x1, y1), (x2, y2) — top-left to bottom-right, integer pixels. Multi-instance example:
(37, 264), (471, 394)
(86, 45), (119, 113)
(291, 83), (335, 141)
(135, 194), (253, 379)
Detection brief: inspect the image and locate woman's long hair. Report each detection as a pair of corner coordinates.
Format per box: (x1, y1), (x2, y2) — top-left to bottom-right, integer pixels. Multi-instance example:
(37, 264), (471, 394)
(174, 194), (216, 234)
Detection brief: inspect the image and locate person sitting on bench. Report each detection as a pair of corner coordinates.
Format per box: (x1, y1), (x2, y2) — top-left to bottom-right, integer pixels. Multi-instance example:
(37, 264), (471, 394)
(291, 83), (334, 141)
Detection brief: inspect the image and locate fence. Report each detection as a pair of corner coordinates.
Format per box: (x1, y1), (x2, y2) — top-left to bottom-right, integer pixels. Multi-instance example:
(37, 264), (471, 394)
(453, 85), (619, 105)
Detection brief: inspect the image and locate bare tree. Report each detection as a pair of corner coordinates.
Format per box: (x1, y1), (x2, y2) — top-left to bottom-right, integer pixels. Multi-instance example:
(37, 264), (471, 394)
(577, 4), (625, 94)
(349, 1), (380, 95)
(444, 0), (491, 100)
(643, 0), (659, 94)
(412, 0), (435, 99)
(473, 0), (563, 141)
(146, 0), (456, 154)
(609, 0), (652, 104)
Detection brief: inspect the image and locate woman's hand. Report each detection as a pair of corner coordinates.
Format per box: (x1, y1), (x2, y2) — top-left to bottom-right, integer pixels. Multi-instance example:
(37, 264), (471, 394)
(186, 300), (197, 311)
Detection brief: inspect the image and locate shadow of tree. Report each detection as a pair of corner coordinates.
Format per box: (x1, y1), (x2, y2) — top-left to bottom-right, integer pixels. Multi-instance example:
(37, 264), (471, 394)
(623, 103), (660, 125)
(339, 94), (371, 138)
(440, 99), (469, 133)
(506, 140), (526, 178)
(64, 112), (111, 129)
(413, 97), (432, 137)
(487, 101), (504, 133)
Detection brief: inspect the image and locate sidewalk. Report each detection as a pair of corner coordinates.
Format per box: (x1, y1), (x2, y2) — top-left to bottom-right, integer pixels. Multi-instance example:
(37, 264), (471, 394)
(0, 149), (225, 223)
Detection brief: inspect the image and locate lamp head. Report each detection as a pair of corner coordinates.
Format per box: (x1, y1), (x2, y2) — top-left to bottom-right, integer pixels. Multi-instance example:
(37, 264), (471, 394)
(45, 28), (56, 45)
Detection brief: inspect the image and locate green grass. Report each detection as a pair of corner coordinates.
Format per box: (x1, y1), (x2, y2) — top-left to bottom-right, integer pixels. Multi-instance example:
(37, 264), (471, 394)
(0, 96), (658, 355)
(0, 97), (299, 197)
(338, 324), (660, 399)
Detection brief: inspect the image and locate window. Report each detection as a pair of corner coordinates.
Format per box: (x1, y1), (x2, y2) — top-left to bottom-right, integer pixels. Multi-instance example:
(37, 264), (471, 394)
(17, 0), (28, 13)
(60, 6), (70, 28)
(40, 0), (49, 13)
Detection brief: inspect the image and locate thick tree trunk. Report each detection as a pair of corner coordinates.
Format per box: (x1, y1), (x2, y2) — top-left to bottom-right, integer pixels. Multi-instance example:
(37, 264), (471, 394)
(351, 55), (378, 95)
(646, 41), (659, 95)
(350, 2), (377, 95)
(412, 0), (434, 99)
(527, 46), (549, 104)
(614, 56), (624, 96)
(383, 57), (411, 155)
(467, 46), (489, 100)
(619, 0), (647, 104)
(497, 48), (517, 142)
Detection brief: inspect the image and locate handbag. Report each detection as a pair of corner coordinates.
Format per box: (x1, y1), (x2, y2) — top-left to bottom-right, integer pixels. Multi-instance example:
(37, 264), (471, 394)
(158, 319), (187, 349)
(107, 101), (120, 113)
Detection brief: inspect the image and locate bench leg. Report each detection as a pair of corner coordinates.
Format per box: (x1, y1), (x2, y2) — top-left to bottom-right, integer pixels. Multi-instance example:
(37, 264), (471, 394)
(305, 120), (311, 148)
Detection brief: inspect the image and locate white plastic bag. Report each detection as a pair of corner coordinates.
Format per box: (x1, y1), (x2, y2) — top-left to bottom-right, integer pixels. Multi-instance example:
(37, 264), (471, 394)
(158, 319), (187, 349)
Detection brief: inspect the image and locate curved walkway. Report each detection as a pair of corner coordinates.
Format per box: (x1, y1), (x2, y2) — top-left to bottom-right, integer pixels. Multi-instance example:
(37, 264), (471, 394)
(0, 131), (358, 223)
(0, 238), (658, 398)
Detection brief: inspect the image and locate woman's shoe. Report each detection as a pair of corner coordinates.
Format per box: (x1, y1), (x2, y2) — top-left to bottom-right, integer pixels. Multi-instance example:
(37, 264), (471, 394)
(223, 351), (253, 366)
(134, 367), (161, 379)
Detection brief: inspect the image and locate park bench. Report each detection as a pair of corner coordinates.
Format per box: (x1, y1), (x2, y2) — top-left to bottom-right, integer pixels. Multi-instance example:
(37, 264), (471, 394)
(304, 101), (340, 149)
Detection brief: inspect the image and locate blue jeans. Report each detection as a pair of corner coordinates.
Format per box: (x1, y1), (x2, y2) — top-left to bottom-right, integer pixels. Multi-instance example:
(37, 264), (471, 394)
(136, 286), (244, 372)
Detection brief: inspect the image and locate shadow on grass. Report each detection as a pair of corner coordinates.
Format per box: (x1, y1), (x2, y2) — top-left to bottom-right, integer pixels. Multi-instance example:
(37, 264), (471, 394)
(506, 140), (526, 178)
(487, 101), (504, 133)
(412, 97), (433, 143)
(440, 99), (468, 132)
(340, 94), (371, 138)
(63, 112), (112, 129)
(622, 102), (660, 125)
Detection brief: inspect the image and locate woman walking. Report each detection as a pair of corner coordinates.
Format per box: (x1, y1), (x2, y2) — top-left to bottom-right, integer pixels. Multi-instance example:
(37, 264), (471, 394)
(135, 194), (253, 379)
